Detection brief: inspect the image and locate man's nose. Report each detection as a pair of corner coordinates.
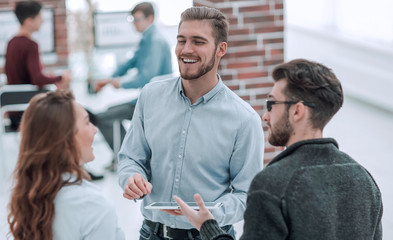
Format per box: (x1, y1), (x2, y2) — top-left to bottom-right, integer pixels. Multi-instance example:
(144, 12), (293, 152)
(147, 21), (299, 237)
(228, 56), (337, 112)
(182, 42), (194, 54)
(262, 110), (270, 122)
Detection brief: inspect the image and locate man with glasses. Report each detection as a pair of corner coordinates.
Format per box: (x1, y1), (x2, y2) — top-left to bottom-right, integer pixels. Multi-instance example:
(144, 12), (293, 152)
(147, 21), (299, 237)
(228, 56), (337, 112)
(93, 2), (172, 170)
(175, 59), (383, 240)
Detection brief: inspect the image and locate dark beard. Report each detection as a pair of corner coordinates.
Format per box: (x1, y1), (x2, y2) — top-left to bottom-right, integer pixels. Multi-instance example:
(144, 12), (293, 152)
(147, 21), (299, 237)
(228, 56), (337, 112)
(268, 110), (293, 147)
(179, 48), (216, 80)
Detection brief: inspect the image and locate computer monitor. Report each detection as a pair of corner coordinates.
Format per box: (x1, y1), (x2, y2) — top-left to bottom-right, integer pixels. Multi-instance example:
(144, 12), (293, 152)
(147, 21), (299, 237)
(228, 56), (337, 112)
(93, 11), (140, 48)
(0, 8), (55, 56)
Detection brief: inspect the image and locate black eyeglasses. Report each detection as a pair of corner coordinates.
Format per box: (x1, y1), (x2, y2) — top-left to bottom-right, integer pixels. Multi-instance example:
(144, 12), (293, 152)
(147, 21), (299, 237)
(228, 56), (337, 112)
(127, 15), (147, 23)
(265, 100), (315, 112)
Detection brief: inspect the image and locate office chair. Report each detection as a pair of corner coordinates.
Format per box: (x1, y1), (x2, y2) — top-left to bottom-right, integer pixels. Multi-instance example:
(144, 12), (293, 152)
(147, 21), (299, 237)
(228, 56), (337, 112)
(0, 84), (54, 175)
(0, 84), (54, 133)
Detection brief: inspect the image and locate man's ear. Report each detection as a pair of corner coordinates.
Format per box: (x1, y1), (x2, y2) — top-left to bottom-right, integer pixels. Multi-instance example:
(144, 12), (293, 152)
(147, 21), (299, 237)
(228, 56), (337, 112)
(216, 42), (227, 58)
(147, 15), (154, 24)
(23, 17), (33, 27)
(292, 102), (306, 122)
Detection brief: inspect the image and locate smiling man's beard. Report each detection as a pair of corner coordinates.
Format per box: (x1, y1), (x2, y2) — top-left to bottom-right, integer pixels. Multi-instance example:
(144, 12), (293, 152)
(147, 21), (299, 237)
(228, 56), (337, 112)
(179, 47), (217, 80)
(268, 110), (293, 147)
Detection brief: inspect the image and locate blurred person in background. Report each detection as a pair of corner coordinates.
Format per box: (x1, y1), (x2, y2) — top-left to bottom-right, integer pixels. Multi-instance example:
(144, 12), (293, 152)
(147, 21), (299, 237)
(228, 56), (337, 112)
(5, 0), (71, 130)
(93, 2), (172, 170)
(4, 1), (106, 180)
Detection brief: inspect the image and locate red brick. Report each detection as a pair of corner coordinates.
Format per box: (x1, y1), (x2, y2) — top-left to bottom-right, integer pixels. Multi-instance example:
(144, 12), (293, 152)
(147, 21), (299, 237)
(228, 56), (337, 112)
(219, 74), (233, 81)
(219, 7), (233, 15)
(275, 3), (284, 9)
(252, 105), (264, 111)
(239, 5), (270, 12)
(245, 82), (272, 88)
(229, 39), (257, 47)
(229, 28), (251, 36)
(238, 72), (268, 80)
(227, 17), (238, 25)
(54, 23), (67, 32)
(55, 38), (67, 46)
(240, 95), (250, 101)
(227, 85), (239, 90)
(263, 38), (284, 44)
(255, 26), (284, 34)
(265, 147), (280, 153)
(227, 62), (258, 69)
(263, 59), (284, 66)
(0, 3), (12, 8)
(256, 93), (270, 99)
(229, 50), (266, 58)
(244, 15), (275, 24)
(271, 48), (284, 55)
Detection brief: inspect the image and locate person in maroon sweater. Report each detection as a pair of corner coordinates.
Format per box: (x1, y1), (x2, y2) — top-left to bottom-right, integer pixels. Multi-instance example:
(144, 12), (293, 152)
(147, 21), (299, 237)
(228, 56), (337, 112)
(4, 1), (103, 181)
(5, 1), (70, 129)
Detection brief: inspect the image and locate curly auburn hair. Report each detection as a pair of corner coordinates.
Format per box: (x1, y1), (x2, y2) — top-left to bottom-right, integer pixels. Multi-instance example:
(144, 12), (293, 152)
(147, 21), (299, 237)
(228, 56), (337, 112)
(8, 90), (88, 240)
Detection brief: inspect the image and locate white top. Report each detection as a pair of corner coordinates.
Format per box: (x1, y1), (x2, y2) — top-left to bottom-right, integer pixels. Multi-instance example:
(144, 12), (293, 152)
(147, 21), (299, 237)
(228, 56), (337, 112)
(52, 175), (124, 240)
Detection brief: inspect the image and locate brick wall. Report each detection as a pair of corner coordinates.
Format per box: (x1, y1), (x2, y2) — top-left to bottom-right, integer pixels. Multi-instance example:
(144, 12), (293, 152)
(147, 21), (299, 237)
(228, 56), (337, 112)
(193, 0), (284, 164)
(0, 0), (68, 71)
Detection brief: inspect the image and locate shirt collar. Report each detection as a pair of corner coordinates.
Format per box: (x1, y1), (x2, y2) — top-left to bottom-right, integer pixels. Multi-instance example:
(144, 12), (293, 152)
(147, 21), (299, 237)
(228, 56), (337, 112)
(177, 74), (224, 104)
(142, 24), (155, 38)
(267, 138), (339, 167)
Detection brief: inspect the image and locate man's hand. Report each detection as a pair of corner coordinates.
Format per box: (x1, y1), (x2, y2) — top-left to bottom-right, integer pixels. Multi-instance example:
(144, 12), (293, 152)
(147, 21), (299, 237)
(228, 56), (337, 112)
(94, 79), (111, 92)
(110, 78), (121, 89)
(55, 70), (72, 90)
(173, 194), (215, 231)
(123, 173), (152, 200)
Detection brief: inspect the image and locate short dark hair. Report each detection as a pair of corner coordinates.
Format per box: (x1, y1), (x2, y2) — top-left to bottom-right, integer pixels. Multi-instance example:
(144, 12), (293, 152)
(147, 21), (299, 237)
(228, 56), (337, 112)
(179, 7), (228, 46)
(272, 59), (344, 130)
(14, 1), (42, 25)
(131, 2), (154, 18)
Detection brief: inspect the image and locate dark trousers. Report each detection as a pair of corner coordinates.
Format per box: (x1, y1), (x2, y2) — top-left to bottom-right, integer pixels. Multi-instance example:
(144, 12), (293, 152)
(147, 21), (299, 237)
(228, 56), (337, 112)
(139, 220), (236, 240)
(9, 112), (23, 131)
(91, 102), (135, 151)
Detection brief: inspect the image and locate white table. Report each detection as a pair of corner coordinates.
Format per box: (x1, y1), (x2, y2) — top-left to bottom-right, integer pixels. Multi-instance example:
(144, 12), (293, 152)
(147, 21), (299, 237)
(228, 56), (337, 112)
(71, 81), (140, 114)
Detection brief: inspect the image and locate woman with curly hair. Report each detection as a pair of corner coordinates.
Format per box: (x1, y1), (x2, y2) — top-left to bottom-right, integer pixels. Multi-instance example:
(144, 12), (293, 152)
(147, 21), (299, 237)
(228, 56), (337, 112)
(7, 90), (124, 240)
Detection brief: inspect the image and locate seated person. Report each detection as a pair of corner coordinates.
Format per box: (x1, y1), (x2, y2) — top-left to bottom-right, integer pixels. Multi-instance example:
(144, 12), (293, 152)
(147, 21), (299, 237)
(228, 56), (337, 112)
(93, 2), (172, 168)
(4, 1), (103, 181)
(5, 0), (70, 130)
(174, 59), (383, 240)
(7, 90), (124, 240)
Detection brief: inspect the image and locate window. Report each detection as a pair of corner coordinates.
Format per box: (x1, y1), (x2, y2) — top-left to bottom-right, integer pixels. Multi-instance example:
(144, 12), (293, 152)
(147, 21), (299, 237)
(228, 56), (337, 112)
(286, 0), (393, 46)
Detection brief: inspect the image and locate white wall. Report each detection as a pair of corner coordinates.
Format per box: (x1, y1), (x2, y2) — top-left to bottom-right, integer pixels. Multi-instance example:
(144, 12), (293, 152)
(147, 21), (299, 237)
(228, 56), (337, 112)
(285, 24), (393, 112)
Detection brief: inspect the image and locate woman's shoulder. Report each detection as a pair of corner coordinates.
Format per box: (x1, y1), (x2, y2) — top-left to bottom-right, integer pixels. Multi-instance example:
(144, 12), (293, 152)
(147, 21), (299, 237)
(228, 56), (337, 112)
(55, 179), (111, 209)
(53, 180), (123, 239)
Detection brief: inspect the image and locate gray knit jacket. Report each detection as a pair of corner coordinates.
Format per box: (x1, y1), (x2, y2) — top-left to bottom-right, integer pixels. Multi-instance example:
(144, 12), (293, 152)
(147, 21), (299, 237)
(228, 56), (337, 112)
(200, 138), (383, 240)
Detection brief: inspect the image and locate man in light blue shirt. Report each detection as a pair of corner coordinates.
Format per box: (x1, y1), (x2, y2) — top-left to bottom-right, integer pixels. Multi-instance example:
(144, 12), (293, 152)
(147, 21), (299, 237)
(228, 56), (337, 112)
(93, 2), (172, 162)
(118, 6), (264, 240)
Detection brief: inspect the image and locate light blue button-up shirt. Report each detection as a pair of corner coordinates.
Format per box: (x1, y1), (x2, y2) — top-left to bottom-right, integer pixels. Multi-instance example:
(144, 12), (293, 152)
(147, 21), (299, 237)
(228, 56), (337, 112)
(112, 24), (172, 105)
(53, 174), (124, 239)
(118, 75), (264, 229)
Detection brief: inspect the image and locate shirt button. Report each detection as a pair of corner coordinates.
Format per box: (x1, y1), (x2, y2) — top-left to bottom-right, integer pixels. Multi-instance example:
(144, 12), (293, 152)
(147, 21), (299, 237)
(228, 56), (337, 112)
(182, 130), (186, 134)
(175, 178), (179, 182)
(171, 225), (175, 228)
(178, 154), (182, 158)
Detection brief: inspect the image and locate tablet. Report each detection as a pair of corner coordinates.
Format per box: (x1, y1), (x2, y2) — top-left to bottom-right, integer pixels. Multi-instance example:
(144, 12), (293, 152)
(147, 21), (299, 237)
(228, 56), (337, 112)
(144, 202), (223, 210)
